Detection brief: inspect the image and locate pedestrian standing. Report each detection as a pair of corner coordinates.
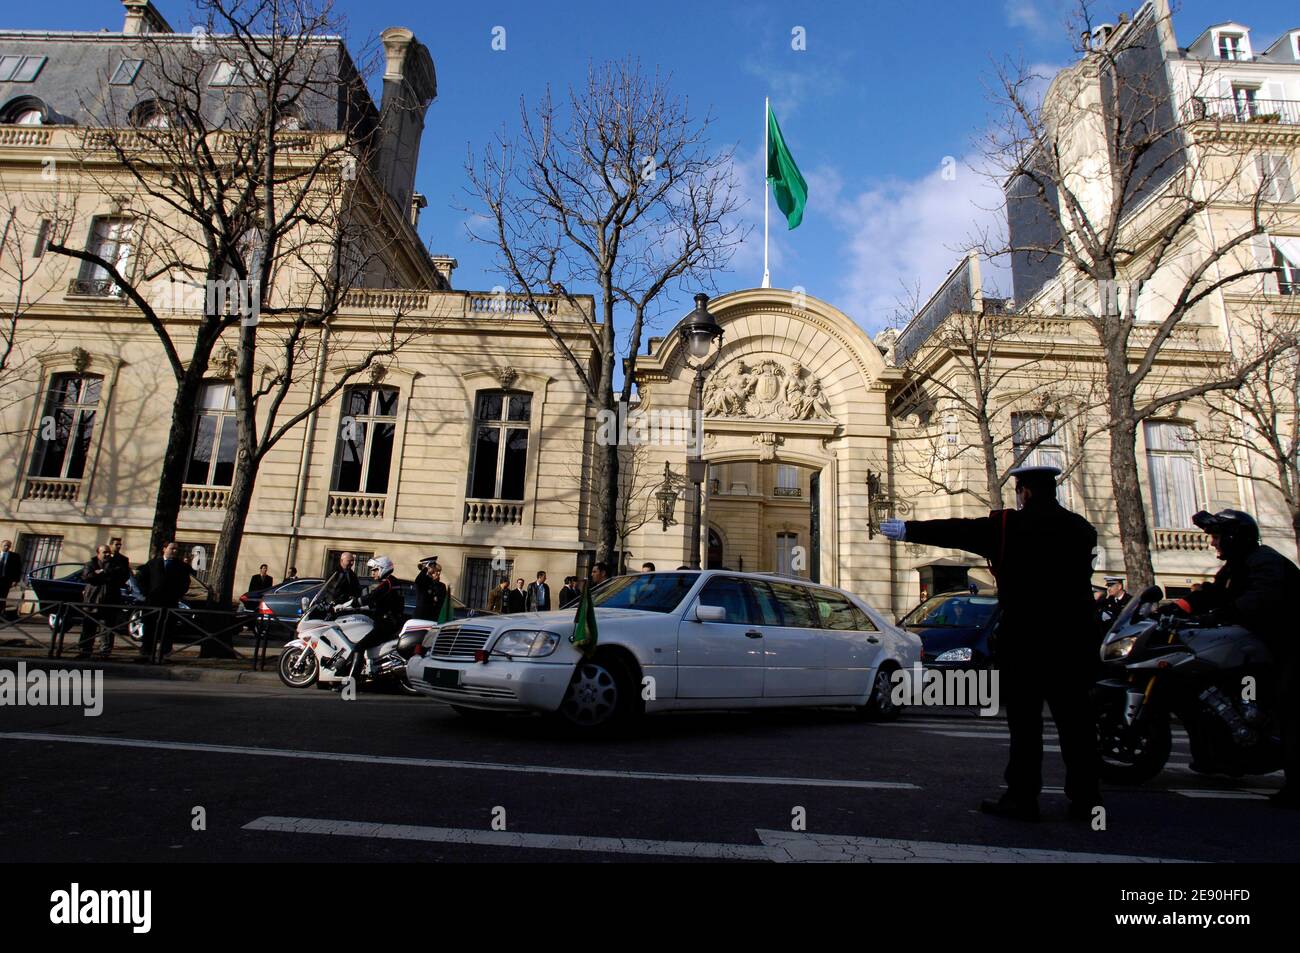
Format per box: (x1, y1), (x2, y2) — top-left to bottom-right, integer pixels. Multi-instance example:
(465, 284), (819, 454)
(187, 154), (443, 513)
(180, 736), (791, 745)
(880, 465), (1102, 821)
(134, 541), (193, 662)
(1096, 575), (1130, 632)
(248, 564), (274, 594)
(558, 576), (577, 609)
(487, 577), (508, 614)
(506, 578), (527, 614)
(526, 571), (551, 612)
(415, 559), (448, 621)
(319, 552), (362, 606)
(0, 539), (22, 616)
(101, 538), (131, 658)
(76, 545), (112, 659)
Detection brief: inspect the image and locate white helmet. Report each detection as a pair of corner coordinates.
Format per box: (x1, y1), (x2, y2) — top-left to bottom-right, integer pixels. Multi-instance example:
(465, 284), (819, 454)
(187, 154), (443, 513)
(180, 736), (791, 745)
(367, 555), (394, 577)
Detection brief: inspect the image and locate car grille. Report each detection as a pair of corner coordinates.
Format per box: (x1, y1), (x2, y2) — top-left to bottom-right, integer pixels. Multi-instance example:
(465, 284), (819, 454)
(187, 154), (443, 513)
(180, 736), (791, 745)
(430, 625), (493, 659)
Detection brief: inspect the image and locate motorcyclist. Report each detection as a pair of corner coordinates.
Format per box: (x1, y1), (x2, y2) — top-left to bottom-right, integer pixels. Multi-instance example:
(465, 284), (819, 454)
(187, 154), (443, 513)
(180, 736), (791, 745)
(341, 555), (406, 680)
(1173, 510), (1300, 807)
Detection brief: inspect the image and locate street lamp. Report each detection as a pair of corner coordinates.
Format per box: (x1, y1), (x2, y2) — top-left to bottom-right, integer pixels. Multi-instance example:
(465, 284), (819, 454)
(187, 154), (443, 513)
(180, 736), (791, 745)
(654, 461), (688, 530)
(677, 293), (723, 569)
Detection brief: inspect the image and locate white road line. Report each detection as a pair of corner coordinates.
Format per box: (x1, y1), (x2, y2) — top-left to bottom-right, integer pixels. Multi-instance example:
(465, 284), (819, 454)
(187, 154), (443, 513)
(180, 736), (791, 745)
(0, 731), (917, 791)
(1170, 790), (1267, 800)
(241, 815), (1193, 862)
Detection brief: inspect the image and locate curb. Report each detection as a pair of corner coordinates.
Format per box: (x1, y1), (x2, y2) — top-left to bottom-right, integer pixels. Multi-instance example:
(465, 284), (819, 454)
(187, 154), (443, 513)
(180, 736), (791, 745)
(0, 655), (282, 685)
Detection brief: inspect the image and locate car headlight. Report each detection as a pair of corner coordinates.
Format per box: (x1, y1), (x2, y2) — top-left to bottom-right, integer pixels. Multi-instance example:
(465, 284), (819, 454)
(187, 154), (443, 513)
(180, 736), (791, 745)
(1102, 635), (1137, 660)
(933, 647), (973, 662)
(492, 629), (560, 658)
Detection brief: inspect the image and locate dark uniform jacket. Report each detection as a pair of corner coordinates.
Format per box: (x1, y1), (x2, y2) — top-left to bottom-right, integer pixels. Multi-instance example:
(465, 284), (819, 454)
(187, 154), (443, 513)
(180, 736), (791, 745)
(505, 588), (527, 614)
(1098, 592), (1131, 629)
(362, 576), (406, 631)
(82, 557), (112, 604)
(414, 574), (448, 620)
(1185, 544), (1300, 656)
(526, 582), (551, 612)
(319, 568), (362, 606)
(905, 502), (1099, 662)
(0, 549), (22, 582)
(135, 558), (192, 607)
(105, 552), (131, 589)
(248, 574), (274, 593)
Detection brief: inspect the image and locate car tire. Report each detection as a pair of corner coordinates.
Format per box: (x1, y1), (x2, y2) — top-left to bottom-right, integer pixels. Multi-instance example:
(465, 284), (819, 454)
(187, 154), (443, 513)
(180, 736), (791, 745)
(553, 653), (641, 736)
(277, 645), (319, 688)
(857, 663), (903, 721)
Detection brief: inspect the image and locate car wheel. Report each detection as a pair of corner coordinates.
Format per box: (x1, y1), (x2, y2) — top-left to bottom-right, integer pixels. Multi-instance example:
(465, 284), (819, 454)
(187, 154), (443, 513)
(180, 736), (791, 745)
(555, 655), (639, 735)
(48, 610), (61, 632)
(277, 646), (319, 688)
(858, 664), (903, 721)
(127, 610), (144, 644)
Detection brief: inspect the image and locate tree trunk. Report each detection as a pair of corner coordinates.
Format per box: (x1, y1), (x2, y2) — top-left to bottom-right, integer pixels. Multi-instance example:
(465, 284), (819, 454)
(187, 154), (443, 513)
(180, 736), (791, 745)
(1107, 403), (1156, 590)
(148, 367), (210, 558)
(209, 455), (257, 608)
(978, 417), (1003, 511)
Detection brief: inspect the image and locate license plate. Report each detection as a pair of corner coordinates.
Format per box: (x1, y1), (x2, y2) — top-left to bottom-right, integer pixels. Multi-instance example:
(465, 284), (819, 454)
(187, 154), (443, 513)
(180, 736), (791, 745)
(425, 667), (460, 689)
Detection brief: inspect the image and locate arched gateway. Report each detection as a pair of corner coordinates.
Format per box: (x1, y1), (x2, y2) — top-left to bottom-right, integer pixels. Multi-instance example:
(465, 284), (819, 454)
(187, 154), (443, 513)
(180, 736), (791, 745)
(624, 288), (905, 614)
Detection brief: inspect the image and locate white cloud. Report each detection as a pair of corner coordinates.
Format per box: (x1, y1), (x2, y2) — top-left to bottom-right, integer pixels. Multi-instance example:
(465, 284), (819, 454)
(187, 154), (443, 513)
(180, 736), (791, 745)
(1004, 0), (1064, 38)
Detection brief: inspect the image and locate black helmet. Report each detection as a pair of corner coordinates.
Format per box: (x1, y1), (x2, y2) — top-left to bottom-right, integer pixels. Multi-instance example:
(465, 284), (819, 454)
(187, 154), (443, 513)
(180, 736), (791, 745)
(1192, 509), (1259, 552)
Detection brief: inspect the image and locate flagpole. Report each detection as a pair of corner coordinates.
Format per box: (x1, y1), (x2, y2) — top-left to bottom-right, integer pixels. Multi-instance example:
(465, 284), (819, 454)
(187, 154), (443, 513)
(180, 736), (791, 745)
(761, 96), (771, 289)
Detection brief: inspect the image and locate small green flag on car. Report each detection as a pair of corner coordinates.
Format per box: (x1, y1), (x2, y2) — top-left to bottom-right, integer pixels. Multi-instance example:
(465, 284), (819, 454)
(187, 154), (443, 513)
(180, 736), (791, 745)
(437, 592), (455, 625)
(767, 103), (807, 230)
(569, 580), (598, 654)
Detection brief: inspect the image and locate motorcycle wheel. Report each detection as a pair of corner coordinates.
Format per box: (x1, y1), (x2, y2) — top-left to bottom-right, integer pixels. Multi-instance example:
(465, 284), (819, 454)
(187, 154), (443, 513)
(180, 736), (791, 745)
(277, 646), (319, 688)
(1096, 695), (1172, 785)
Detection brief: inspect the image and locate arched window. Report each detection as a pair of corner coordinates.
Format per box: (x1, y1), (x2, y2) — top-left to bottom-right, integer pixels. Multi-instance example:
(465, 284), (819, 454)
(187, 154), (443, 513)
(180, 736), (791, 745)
(1, 95), (50, 125)
(28, 373), (102, 481)
(467, 390), (531, 501)
(130, 100), (171, 129)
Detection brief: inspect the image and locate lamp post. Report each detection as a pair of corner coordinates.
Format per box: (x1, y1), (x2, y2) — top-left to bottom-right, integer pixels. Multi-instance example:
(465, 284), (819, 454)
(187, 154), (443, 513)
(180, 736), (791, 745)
(678, 293), (723, 569)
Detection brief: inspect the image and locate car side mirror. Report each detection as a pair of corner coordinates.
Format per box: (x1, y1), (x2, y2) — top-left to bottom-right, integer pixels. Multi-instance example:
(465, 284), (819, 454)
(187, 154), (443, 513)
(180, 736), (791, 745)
(694, 604), (726, 623)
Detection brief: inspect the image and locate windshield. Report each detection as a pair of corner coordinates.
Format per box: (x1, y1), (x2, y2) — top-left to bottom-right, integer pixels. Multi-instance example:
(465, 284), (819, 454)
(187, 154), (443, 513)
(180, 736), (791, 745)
(591, 573), (697, 613)
(902, 593), (998, 628)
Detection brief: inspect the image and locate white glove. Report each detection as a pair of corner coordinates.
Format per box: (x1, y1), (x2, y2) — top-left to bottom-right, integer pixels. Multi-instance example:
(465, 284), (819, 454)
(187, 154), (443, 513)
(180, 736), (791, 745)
(880, 519), (907, 541)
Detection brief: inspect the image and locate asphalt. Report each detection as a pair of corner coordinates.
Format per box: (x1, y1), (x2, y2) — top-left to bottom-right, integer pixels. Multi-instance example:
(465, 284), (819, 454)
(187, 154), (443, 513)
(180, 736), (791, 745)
(2, 672), (1296, 863)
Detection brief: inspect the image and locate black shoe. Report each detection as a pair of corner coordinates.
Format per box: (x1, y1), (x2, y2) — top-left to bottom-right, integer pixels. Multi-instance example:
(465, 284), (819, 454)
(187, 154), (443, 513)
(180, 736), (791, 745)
(980, 796), (1039, 821)
(1269, 789), (1300, 809)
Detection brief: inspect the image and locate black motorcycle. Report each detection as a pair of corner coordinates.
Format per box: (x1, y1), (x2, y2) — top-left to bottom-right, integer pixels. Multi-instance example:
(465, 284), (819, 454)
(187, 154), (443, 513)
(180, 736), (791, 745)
(1094, 585), (1281, 784)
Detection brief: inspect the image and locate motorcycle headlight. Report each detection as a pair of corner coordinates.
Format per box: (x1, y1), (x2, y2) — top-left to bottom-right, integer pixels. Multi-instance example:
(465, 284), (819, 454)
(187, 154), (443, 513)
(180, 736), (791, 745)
(492, 629), (560, 658)
(1102, 635), (1138, 660)
(934, 647), (973, 662)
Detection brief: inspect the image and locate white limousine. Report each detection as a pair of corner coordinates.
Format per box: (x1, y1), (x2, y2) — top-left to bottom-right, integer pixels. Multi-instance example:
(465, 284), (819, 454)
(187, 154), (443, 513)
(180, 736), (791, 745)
(405, 570), (921, 732)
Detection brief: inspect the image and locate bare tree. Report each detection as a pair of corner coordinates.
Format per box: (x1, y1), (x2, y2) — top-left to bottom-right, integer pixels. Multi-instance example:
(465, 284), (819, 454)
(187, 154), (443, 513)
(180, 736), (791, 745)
(465, 59), (746, 562)
(1200, 313), (1300, 559)
(41, 0), (436, 603)
(976, 2), (1295, 587)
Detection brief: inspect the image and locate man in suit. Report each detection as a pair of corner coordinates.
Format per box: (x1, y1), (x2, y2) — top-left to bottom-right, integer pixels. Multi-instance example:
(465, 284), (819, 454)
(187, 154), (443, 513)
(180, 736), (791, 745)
(319, 552), (361, 606)
(77, 544), (112, 659)
(248, 564), (274, 594)
(881, 465), (1101, 822)
(506, 578), (527, 614)
(526, 571), (551, 612)
(487, 577), (509, 614)
(101, 538), (132, 658)
(414, 560), (448, 621)
(135, 541), (193, 662)
(0, 539), (22, 615)
(558, 576), (577, 609)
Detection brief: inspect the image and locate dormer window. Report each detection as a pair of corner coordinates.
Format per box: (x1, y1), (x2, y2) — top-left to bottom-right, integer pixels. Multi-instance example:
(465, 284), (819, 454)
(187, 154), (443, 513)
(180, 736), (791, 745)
(109, 59), (143, 86)
(0, 97), (50, 125)
(211, 61), (257, 87)
(0, 54), (47, 83)
(1217, 32), (1246, 60)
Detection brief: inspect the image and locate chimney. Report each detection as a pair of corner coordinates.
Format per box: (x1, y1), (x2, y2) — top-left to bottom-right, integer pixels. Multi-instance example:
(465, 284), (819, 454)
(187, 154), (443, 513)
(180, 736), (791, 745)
(429, 254), (457, 289)
(122, 0), (173, 34)
(410, 192), (428, 228)
(375, 27), (436, 221)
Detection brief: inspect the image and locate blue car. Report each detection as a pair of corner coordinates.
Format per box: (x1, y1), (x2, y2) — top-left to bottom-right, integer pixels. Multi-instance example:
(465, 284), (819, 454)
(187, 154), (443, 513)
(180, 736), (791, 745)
(899, 590), (1000, 670)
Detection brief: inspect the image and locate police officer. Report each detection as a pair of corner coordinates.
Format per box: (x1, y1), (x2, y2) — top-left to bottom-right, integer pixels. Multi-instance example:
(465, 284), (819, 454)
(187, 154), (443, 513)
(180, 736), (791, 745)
(414, 558), (448, 621)
(881, 464), (1102, 821)
(1097, 576), (1130, 631)
(1180, 510), (1300, 808)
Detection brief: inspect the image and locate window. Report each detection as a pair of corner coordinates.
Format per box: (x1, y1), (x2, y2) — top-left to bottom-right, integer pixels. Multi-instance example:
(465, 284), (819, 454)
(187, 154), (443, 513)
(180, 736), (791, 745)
(697, 576), (753, 624)
(465, 555), (511, 609)
(0, 55), (46, 83)
(11, 108), (41, 125)
(17, 534), (62, 577)
(130, 100), (171, 129)
(767, 581), (819, 628)
(1257, 155), (1296, 203)
(330, 386), (398, 494)
(211, 61), (257, 87)
(1145, 422), (1202, 529)
(1272, 238), (1300, 295)
(33, 218), (50, 258)
(812, 589), (876, 632)
(78, 217), (134, 293)
(1011, 413), (1068, 478)
(775, 465), (800, 496)
(1231, 85), (1259, 121)
(1218, 33), (1245, 61)
(109, 59), (143, 85)
(468, 390), (531, 501)
(28, 374), (101, 481)
(776, 532), (799, 576)
(323, 550), (373, 579)
(186, 382), (237, 487)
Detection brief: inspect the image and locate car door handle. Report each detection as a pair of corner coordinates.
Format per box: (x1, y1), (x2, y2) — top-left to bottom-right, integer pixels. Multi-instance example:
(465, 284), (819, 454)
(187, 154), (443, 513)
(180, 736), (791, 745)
(867, 635), (880, 643)
(744, 630), (763, 639)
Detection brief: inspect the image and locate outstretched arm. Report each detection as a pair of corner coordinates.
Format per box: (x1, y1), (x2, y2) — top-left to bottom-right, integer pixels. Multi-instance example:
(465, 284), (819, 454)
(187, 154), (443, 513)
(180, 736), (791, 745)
(904, 516), (999, 559)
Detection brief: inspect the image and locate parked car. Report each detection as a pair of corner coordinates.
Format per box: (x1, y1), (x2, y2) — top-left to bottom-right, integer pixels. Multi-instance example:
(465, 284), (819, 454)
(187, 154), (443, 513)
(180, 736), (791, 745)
(405, 570), (922, 733)
(25, 562), (193, 643)
(254, 577), (494, 637)
(898, 589), (1000, 670)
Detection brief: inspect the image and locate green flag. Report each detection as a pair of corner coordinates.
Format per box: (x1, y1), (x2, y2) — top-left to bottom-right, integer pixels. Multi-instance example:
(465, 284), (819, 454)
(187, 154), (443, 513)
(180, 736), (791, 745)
(569, 579), (598, 654)
(767, 104), (807, 229)
(437, 590), (455, 625)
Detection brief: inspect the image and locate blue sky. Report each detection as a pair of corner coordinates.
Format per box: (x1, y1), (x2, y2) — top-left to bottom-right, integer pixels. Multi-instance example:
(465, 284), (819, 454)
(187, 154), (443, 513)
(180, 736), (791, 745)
(10, 0), (1294, 350)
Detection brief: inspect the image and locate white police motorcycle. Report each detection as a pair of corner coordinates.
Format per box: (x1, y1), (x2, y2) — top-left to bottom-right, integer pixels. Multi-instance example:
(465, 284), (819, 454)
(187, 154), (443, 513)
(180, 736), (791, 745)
(277, 597), (428, 693)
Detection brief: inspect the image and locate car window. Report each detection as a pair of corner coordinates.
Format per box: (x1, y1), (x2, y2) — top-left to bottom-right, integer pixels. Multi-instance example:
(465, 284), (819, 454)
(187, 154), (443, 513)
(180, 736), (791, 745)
(767, 581), (819, 628)
(697, 577), (752, 624)
(592, 573), (696, 613)
(812, 589), (870, 631)
(745, 580), (784, 626)
(849, 604), (878, 632)
(903, 594), (998, 628)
